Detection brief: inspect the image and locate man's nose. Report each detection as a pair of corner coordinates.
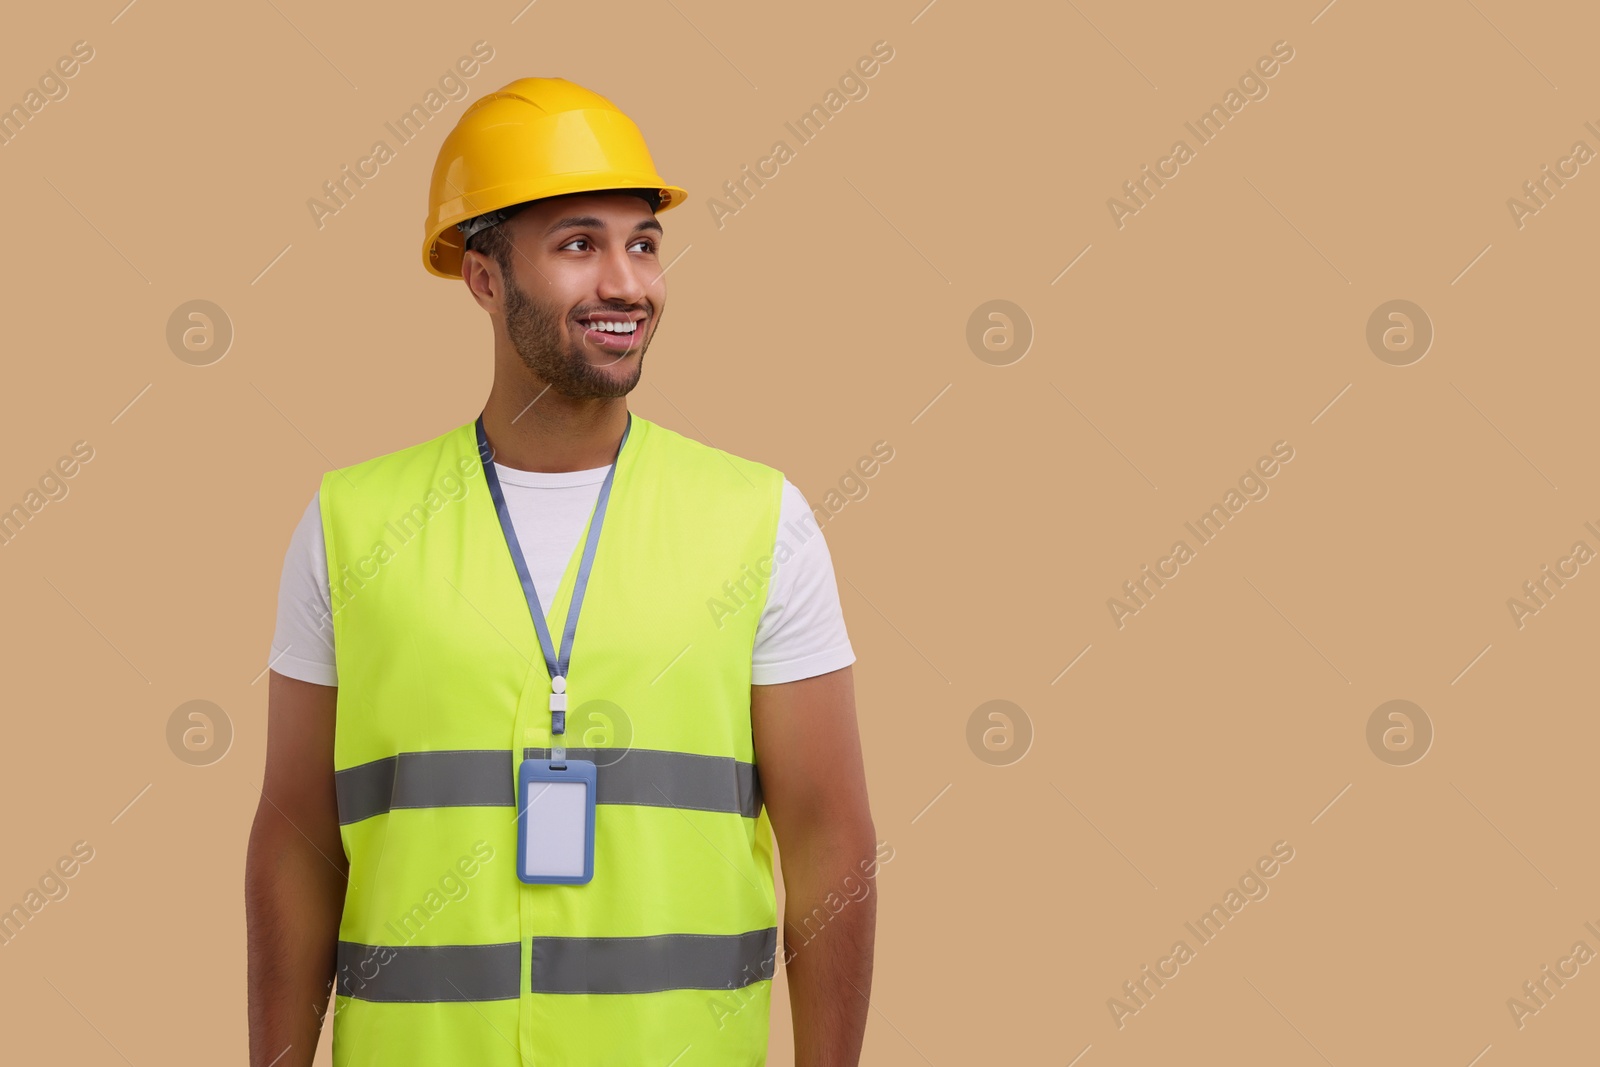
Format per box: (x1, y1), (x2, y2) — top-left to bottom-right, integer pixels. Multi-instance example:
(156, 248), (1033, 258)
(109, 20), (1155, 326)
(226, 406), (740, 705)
(596, 244), (649, 306)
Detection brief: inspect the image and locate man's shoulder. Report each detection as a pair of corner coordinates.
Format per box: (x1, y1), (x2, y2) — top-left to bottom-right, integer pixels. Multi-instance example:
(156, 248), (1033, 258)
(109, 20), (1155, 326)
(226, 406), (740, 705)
(633, 413), (784, 491)
(320, 419), (477, 504)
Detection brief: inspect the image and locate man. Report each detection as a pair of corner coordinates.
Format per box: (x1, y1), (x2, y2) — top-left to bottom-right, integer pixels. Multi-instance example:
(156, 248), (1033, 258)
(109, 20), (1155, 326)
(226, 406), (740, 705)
(245, 78), (878, 1066)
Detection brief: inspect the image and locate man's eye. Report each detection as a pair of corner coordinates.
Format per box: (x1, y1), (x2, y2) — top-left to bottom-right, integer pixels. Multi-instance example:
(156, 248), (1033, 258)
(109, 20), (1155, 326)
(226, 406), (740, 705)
(558, 237), (655, 252)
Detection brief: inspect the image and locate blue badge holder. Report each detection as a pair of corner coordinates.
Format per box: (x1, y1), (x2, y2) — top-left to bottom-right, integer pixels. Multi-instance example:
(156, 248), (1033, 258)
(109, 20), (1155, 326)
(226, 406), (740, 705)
(516, 758), (597, 885)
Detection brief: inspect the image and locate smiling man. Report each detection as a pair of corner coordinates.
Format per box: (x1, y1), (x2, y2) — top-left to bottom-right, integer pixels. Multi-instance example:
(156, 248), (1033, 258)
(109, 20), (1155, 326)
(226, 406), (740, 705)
(244, 78), (878, 1067)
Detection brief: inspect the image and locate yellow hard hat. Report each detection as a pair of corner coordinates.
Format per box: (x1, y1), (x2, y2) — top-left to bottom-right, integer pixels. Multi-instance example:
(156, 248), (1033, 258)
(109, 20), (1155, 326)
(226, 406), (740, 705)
(422, 77), (687, 279)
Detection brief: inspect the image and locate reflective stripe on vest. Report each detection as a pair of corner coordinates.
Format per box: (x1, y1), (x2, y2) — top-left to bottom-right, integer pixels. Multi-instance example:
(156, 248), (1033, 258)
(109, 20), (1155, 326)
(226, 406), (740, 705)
(336, 927), (778, 1000)
(335, 747), (763, 824)
(321, 414), (785, 1066)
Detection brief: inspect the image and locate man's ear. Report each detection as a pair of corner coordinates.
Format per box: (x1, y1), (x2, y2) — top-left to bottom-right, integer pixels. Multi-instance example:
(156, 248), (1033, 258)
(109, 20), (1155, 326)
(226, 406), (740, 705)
(461, 251), (503, 311)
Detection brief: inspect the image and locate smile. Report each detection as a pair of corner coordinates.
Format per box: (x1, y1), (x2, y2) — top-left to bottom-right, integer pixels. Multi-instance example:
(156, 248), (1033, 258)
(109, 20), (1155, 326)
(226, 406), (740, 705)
(577, 314), (645, 353)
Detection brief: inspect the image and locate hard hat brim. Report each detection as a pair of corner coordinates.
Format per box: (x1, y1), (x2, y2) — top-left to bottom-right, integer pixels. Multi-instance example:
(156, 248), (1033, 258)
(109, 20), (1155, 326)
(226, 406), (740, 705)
(425, 183), (686, 279)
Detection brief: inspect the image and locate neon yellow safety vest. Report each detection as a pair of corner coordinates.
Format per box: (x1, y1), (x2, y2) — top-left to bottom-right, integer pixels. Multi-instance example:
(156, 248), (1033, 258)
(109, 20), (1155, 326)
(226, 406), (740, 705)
(321, 413), (784, 1066)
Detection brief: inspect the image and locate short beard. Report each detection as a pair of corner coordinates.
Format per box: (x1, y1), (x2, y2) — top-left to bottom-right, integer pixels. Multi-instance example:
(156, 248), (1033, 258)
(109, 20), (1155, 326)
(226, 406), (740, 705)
(502, 267), (647, 399)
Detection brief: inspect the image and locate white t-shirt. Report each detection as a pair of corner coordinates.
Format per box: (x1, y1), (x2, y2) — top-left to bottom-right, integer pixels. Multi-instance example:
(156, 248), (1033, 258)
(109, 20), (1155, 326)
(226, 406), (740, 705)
(269, 463), (856, 687)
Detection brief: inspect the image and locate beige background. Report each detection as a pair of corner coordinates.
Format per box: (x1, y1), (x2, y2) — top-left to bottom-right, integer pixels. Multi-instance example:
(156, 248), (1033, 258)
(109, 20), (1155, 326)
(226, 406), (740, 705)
(2, 0), (1597, 1063)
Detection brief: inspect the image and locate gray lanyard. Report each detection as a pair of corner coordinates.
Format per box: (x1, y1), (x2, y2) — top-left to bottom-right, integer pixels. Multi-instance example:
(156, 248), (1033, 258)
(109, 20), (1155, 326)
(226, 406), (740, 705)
(475, 412), (632, 751)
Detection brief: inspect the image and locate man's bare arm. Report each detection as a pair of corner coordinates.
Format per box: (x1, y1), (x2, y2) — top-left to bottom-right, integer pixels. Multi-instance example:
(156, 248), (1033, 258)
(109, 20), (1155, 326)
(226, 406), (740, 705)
(245, 671), (347, 1067)
(752, 665), (878, 1067)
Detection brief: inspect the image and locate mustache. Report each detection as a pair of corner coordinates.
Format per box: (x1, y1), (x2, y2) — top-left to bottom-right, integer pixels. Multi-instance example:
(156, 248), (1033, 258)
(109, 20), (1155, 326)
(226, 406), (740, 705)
(570, 304), (651, 320)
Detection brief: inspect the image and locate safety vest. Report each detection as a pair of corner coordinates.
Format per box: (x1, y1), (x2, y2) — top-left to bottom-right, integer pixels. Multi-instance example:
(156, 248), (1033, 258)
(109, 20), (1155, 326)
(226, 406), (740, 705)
(321, 412), (784, 1066)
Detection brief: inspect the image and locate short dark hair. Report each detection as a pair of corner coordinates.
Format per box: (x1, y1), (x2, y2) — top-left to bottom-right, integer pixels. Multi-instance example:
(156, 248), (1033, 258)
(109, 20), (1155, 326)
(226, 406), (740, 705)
(464, 188), (662, 276)
(464, 214), (518, 277)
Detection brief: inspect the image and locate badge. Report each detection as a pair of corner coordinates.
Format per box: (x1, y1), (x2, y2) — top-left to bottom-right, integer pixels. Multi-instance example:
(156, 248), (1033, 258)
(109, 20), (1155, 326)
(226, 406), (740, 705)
(516, 757), (597, 885)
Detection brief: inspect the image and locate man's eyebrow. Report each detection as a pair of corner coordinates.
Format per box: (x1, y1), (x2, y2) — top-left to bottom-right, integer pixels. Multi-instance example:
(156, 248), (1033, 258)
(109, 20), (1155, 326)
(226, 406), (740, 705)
(545, 215), (665, 237)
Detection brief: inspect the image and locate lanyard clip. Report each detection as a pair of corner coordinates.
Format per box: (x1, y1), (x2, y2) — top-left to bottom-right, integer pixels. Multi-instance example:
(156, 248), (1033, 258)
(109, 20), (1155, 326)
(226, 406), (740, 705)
(550, 673), (568, 738)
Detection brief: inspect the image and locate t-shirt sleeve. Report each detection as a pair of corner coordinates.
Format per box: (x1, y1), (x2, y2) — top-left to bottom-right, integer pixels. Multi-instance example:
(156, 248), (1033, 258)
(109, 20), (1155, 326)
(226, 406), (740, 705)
(751, 478), (856, 686)
(268, 488), (339, 687)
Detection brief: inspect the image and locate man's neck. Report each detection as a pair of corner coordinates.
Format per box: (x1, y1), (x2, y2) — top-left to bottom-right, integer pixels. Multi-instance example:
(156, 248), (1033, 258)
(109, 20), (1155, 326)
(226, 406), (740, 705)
(480, 384), (629, 474)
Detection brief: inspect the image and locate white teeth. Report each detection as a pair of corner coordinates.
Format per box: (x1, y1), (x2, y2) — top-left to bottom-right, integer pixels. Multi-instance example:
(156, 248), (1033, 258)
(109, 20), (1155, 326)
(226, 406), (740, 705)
(588, 320), (637, 334)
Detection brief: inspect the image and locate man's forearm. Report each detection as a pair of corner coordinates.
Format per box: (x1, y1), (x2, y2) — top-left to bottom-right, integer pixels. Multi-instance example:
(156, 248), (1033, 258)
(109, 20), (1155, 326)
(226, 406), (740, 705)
(782, 836), (879, 1067)
(245, 805), (346, 1067)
